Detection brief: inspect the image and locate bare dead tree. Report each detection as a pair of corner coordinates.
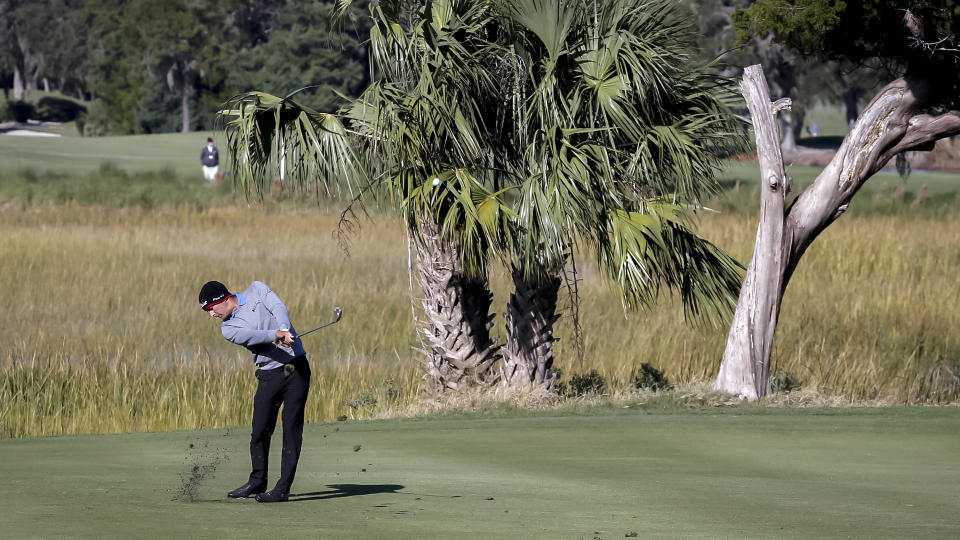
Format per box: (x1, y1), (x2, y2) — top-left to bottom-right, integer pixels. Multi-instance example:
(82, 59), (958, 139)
(714, 64), (960, 400)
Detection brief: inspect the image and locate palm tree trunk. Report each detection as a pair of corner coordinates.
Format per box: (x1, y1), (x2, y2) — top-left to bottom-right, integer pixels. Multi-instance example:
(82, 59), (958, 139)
(414, 218), (499, 395)
(501, 267), (561, 391)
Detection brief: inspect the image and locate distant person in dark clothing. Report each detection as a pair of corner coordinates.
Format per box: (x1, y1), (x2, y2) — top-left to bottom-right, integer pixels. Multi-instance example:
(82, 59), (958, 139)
(199, 280), (311, 503)
(201, 137), (219, 182)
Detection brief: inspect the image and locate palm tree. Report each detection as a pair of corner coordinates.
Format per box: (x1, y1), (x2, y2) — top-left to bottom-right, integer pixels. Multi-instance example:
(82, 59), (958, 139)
(219, 0), (746, 394)
(220, 0), (510, 395)
(489, 0), (748, 389)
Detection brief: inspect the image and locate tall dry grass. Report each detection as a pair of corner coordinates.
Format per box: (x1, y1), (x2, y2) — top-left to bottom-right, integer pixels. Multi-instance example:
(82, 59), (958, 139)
(2, 202), (959, 438)
(546, 211), (960, 404)
(0, 205), (420, 438)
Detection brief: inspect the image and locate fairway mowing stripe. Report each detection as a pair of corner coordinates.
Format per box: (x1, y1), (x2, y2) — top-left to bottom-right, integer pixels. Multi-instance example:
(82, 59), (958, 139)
(0, 148), (176, 161)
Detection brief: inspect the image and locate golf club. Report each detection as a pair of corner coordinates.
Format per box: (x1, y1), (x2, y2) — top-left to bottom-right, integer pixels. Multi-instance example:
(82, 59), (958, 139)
(296, 307), (343, 338)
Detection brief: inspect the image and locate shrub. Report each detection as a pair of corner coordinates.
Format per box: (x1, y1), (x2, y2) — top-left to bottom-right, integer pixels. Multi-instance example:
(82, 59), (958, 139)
(632, 363), (670, 391)
(771, 371), (801, 393)
(566, 369), (606, 396)
(382, 379), (402, 402)
(81, 100), (110, 137)
(5, 100), (35, 123)
(345, 392), (377, 412)
(74, 111), (87, 134)
(36, 96), (87, 122)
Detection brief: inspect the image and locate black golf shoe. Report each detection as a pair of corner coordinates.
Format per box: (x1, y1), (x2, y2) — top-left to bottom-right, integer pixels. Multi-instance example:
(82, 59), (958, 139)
(227, 482), (267, 499)
(254, 489), (289, 503)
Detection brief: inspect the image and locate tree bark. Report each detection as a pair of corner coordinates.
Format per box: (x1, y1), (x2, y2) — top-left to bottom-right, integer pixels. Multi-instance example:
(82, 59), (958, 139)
(501, 267), (561, 391)
(779, 109), (799, 156)
(715, 65), (960, 400)
(714, 65), (791, 400)
(414, 218), (500, 395)
(181, 81), (191, 133)
(12, 66), (24, 101)
(843, 87), (859, 128)
(16, 35), (42, 93)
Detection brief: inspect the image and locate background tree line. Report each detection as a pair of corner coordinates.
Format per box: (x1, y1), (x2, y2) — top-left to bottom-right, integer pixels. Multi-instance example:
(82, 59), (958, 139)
(0, 0), (370, 135)
(2, 0), (894, 147)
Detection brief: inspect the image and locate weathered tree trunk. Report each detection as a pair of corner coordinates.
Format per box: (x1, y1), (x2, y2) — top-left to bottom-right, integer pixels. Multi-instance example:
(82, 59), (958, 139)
(16, 35), (42, 93)
(415, 218), (500, 395)
(181, 82), (191, 133)
(715, 65), (960, 400)
(501, 267), (561, 391)
(714, 65), (791, 400)
(843, 87), (859, 128)
(779, 109), (799, 156)
(12, 66), (24, 101)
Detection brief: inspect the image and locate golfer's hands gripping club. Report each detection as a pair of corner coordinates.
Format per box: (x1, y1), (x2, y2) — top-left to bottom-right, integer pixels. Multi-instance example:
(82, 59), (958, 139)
(275, 330), (295, 347)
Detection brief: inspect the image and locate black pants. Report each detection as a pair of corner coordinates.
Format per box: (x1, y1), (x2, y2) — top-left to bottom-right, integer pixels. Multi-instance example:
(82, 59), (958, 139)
(248, 356), (310, 493)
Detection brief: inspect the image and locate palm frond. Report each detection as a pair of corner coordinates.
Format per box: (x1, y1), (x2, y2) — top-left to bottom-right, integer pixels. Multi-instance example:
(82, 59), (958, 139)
(600, 203), (743, 326)
(499, 0), (581, 61)
(655, 220), (743, 327)
(217, 0), (748, 316)
(329, 0), (356, 23)
(218, 92), (366, 199)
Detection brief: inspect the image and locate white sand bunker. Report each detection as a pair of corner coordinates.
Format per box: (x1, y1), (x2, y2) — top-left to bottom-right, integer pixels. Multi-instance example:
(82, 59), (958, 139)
(1, 129), (61, 137)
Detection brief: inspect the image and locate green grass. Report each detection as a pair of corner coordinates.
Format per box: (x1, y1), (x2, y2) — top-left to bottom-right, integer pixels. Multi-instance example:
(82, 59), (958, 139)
(0, 131), (223, 177)
(0, 164), (241, 209)
(717, 161), (960, 200)
(803, 102), (851, 138)
(1, 407), (958, 539)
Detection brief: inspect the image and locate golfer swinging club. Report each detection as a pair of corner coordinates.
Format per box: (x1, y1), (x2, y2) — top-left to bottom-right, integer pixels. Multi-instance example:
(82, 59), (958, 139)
(199, 280), (309, 503)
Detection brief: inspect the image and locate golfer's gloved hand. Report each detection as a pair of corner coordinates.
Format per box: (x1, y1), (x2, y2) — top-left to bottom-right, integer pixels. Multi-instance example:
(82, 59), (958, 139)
(274, 330), (295, 347)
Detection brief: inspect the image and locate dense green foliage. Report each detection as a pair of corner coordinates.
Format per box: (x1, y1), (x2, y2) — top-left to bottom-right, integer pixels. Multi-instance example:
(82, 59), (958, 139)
(736, 1), (960, 63)
(0, 0), (369, 135)
(734, 0), (960, 109)
(227, 0), (371, 112)
(7, 0), (947, 141)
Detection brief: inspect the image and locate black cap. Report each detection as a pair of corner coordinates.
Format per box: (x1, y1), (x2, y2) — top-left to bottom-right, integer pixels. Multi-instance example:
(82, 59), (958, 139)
(199, 281), (232, 311)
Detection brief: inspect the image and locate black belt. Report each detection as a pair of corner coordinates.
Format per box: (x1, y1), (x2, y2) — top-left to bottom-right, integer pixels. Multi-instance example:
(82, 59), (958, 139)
(256, 355), (307, 375)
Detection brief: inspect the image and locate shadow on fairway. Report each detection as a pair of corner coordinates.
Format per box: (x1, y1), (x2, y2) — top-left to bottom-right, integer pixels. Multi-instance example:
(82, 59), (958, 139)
(289, 484), (404, 502)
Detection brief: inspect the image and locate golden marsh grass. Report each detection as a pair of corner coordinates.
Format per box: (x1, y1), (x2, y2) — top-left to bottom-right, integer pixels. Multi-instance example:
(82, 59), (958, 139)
(2, 203), (959, 438)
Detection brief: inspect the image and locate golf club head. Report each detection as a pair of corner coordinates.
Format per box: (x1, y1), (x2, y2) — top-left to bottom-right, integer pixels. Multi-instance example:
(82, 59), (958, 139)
(334, 307), (343, 321)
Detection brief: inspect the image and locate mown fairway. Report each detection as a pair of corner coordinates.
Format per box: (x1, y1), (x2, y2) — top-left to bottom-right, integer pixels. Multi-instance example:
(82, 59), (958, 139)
(0, 131), (222, 177)
(2, 408), (959, 539)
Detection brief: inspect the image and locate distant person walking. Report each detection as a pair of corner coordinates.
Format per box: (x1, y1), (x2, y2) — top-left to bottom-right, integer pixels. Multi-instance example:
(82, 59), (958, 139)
(199, 280), (311, 503)
(201, 137), (219, 182)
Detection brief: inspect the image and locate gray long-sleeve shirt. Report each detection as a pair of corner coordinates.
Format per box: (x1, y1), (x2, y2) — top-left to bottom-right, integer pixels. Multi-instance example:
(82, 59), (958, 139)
(221, 281), (305, 370)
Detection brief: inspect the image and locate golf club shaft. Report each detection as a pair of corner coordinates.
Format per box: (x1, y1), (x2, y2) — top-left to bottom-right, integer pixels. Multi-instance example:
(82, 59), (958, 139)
(297, 321), (336, 338)
(296, 308), (343, 338)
